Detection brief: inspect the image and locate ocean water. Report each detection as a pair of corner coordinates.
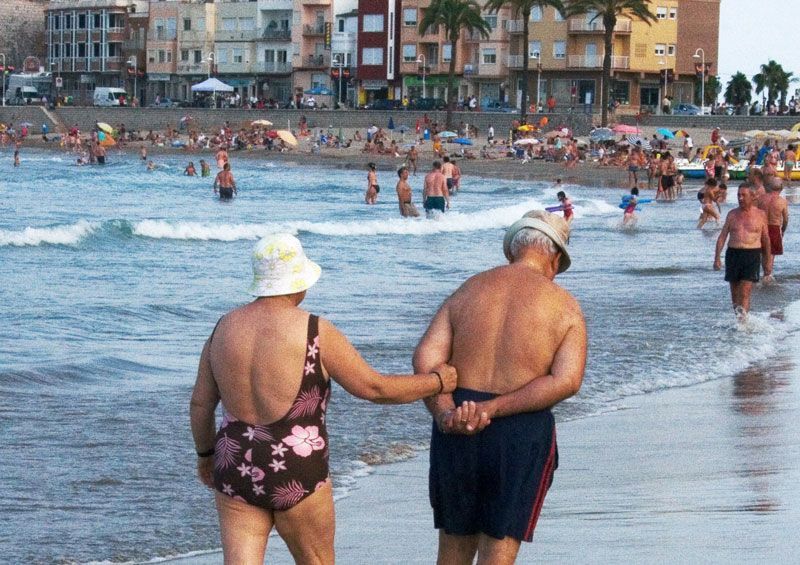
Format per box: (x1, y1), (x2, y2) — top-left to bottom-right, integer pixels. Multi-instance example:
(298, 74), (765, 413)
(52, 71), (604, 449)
(1, 148), (799, 563)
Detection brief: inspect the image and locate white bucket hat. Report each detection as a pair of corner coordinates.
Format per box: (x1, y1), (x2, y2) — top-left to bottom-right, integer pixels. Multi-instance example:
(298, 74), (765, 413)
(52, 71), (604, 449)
(248, 234), (322, 297)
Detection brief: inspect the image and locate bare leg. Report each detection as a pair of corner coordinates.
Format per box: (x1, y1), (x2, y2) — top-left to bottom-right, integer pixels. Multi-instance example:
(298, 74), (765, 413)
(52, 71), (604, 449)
(437, 531), (479, 565)
(730, 280), (754, 313)
(273, 482), (336, 565)
(475, 534), (522, 565)
(215, 492), (274, 565)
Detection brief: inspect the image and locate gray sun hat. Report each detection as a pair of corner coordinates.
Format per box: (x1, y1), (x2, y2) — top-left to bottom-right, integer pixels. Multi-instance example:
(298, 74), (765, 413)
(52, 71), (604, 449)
(503, 211), (572, 273)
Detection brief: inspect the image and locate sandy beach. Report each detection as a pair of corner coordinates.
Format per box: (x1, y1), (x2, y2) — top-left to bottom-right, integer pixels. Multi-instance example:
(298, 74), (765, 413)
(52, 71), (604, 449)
(171, 321), (800, 564)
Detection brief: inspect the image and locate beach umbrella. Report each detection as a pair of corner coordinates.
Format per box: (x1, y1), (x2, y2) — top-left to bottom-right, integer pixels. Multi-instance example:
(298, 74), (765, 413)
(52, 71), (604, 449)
(252, 119), (273, 127)
(266, 130), (279, 139)
(545, 129), (570, 139)
(452, 138), (473, 145)
(791, 122), (800, 133)
(513, 138), (540, 146)
(612, 124), (641, 134)
(439, 131), (457, 138)
(517, 124), (535, 132)
(786, 131), (800, 141)
(673, 129), (690, 137)
(304, 86), (334, 96)
(590, 128), (614, 142)
(99, 136), (116, 147)
(96, 122), (114, 135)
(574, 136), (590, 148)
(388, 117), (395, 130)
(725, 138), (750, 149)
(626, 134), (647, 146)
(276, 130), (298, 147)
(657, 128), (675, 139)
(774, 129), (793, 139)
(744, 129), (766, 138)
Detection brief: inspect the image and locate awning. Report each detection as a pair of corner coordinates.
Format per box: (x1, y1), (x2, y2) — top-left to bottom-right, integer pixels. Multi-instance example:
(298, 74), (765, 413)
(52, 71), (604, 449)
(404, 75), (459, 87)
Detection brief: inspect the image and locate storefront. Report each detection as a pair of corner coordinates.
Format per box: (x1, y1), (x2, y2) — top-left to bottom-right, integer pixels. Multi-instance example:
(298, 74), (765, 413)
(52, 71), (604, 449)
(403, 75), (459, 101)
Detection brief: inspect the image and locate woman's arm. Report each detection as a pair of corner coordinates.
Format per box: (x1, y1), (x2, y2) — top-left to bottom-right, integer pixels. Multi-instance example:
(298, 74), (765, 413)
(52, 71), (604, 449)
(189, 338), (220, 488)
(319, 317), (456, 404)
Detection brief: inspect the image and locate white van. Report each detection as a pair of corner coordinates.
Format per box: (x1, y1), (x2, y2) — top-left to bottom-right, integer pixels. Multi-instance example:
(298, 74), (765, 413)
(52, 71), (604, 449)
(93, 87), (128, 107)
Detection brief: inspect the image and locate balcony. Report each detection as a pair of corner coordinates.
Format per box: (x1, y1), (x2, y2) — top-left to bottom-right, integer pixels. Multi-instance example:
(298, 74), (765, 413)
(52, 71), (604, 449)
(567, 54), (629, 69)
(216, 30), (260, 42)
(303, 23), (326, 36)
(259, 0), (293, 10)
(470, 62), (504, 77)
(507, 54), (523, 68)
(567, 19), (631, 34)
(262, 29), (292, 41)
(304, 54), (330, 68)
(261, 61), (292, 74)
(465, 27), (505, 42)
(506, 20), (525, 34)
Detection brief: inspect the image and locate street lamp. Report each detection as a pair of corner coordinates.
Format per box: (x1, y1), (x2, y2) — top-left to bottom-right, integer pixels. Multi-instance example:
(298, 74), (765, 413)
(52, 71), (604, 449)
(0, 53), (6, 107)
(531, 51), (541, 112)
(127, 55), (137, 106)
(693, 47), (705, 113)
(659, 58), (668, 114)
(206, 52), (215, 78)
(416, 54), (426, 98)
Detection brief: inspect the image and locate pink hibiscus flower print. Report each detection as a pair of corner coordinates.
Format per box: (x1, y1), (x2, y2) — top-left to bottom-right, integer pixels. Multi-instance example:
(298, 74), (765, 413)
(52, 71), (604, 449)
(304, 361), (315, 376)
(250, 466), (266, 482)
(282, 425), (325, 457)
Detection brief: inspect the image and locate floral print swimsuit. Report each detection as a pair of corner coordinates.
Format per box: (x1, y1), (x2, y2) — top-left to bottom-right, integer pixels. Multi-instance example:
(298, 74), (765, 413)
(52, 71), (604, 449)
(213, 314), (332, 511)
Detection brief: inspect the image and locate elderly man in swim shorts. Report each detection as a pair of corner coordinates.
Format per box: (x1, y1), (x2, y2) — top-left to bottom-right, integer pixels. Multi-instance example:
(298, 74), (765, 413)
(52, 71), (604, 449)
(413, 210), (587, 564)
(714, 183), (771, 318)
(760, 176), (789, 281)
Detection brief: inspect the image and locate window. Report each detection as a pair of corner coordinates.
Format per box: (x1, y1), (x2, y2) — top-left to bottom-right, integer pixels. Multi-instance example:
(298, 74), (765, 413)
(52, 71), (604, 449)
(94, 14), (101, 28)
(167, 51), (172, 63)
(612, 80), (630, 104)
(183, 18), (191, 31)
(553, 8), (564, 21)
(529, 40), (541, 59)
(442, 44), (452, 62)
(338, 19), (345, 32)
(403, 8), (417, 26)
(166, 18), (177, 39)
(158, 50), (166, 63)
(147, 51), (155, 64)
(181, 49), (189, 62)
(362, 47), (383, 65)
(667, 44), (675, 56)
(93, 43), (101, 57)
(654, 43), (665, 56)
(553, 40), (566, 59)
(233, 48), (244, 63)
(64, 43), (72, 57)
(240, 18), (255, 31)
(656, 7), (667, 19)
(363, 14), (384, 32)
(530, 6), (542, 21)
(216, 49), (228, 64)
(194, 50), (202, 63)
(484, 14), (497, 29)
(65, 14), (72, 29)
(482, 48), (496, 64)
(669, 7), (677, 19)
(402, 44), (417, 62)
(312, 73), (327, 89)
(222, 18), (236, 31)
(78, 14), (86, 29)
(78, 43), (86, 57)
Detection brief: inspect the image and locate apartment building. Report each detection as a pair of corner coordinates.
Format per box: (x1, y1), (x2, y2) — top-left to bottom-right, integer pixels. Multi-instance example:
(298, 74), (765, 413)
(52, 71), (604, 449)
(0, 0), (47, 69)
(331, 9), (358, 106)
(46, 0), (148, 104)
(355, 0), (399, 105)
(291, 0), (334, 107)
(675, 0), (720, 104)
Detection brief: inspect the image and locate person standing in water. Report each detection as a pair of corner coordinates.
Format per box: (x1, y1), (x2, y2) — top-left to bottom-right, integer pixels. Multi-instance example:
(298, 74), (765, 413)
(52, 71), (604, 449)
(200, 159), (211, 177)
(556, 191), (574, 225)
(184, 162), (197, 176)
(396, 166), (420, 217)
(214, 163), (237, 200)
(622, 187), (639, 226)
(365, 162), (379, 205)
(714, 183), (771, 319)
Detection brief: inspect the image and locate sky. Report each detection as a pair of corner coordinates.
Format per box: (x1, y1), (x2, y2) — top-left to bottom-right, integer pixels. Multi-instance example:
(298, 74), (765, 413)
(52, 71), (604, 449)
(718, 0), (799, 93)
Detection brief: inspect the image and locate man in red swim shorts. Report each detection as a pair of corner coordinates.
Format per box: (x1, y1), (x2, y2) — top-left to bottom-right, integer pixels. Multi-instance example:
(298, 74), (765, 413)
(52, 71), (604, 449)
(761, 176), (789, 281)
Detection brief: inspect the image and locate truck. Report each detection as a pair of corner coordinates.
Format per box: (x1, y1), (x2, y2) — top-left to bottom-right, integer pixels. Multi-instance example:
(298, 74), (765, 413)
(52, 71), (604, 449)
(3, 72), (53, 105)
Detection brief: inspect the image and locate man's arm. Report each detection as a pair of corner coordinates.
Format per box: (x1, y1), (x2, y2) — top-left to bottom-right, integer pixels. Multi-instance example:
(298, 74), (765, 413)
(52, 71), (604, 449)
(413, 302), (457, 426)
(477, 311), (587, 419)
(782, 201), (789, 233)
(761, 218), (772, 275)
(714, 213), (732, 269)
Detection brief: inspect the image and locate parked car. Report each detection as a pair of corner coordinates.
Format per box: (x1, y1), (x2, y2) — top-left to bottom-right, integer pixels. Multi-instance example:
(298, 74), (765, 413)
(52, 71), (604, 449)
(411, 97), (447, 111)
(149, 97), (179, 108)
(672, 103), (701, 115)
(364, 98), (402, 110)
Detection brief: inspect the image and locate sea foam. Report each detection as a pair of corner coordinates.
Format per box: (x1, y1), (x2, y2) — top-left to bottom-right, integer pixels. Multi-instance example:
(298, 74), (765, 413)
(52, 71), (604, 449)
(0, 219), (99, 247)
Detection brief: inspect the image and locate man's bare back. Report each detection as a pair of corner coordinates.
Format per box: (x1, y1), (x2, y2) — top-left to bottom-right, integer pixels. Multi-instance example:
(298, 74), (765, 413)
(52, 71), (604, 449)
(439, 264), (584, 395)
(423, 170), (447, 198)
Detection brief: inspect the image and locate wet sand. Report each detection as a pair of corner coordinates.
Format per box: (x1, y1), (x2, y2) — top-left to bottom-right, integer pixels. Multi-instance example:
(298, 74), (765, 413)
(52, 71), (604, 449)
(171, 336), (800, 563)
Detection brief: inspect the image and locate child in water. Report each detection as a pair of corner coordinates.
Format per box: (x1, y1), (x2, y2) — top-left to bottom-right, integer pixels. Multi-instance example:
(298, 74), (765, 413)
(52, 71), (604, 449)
(147, 160), (157, 172)
(556, 190), (574, 225)
(622, 187), (639, 225)
(14, 150), (21, 167)
(200, 159), (211, 177)
(184, 161), (197, 176)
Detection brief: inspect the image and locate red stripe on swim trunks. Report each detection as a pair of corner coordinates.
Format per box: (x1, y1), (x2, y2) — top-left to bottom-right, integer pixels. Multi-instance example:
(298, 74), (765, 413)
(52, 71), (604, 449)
(524, 426), (557, 541)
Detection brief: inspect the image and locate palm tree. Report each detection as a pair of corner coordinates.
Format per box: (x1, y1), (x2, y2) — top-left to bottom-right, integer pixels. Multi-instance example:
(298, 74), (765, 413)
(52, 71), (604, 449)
(565, 0), (657, 126)
(753, 60), (789, 108)
(419, 0), (490, 129)
(724, 72), (752, 107)
(484, 0), (565, 123)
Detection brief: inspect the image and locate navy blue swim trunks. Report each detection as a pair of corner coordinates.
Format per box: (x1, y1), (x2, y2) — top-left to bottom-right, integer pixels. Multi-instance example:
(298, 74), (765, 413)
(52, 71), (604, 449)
(724, 247), (761, 283)
(424, 196), (446, 212)
(429, 388), (558, 542)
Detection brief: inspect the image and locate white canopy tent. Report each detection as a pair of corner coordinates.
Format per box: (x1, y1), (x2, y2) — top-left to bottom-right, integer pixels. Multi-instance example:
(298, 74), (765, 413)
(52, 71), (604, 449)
(191, 78), (234, 93)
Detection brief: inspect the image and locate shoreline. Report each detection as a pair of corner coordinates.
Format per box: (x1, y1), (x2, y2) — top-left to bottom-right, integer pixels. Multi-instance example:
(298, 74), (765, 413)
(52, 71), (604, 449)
(167, 336), (800, 563)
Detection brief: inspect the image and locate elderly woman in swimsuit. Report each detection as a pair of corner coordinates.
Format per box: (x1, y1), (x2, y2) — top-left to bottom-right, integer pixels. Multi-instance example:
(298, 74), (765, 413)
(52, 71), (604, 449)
(190, 234), (456, 564)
